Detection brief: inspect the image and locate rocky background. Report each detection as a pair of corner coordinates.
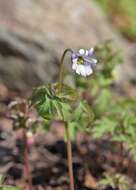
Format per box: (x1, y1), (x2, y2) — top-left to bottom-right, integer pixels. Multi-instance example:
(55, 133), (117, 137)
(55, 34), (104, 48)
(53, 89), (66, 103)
(0, 1), (136, 190)
(0, 0), (136, 92)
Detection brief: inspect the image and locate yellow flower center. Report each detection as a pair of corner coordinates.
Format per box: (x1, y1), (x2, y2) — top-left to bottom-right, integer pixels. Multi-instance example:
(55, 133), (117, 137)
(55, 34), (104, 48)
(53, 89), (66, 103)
(77, 56), (84, 65)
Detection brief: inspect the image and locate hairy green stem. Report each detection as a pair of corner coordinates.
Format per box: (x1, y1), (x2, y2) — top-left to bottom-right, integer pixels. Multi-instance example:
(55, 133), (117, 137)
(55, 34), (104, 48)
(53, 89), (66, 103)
(58, 48), (73, 92)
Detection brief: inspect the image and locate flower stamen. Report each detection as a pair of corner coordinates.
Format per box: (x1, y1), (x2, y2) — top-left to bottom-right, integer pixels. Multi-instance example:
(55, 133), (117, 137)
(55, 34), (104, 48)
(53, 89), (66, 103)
(77, 56), (84, 65)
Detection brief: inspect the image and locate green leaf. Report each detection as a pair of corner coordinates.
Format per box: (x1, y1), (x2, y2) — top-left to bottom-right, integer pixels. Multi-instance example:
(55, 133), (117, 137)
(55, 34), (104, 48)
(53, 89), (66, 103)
(112, 134), (128, 142)
(30, 85), (53, 106)
(99, 173), (130, 190)
(3, 186), (20, 190)
(97, 75), (112, 87)
(0, 174), (4, 184)
(73, 101), (94, 130)
(93, 118), (118, 139)
(31, 83), (76, 123)
(63, 101), (95, 140)
(51, 83), (78, 102)
(59, 102), (72, 121)
(95, 89), (112, 115)
(68, 122), (78, 140)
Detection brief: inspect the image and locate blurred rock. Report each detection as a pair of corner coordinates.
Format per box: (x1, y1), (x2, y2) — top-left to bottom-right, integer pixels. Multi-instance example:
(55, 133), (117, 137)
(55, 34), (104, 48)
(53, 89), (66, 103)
(0, 0), (135, 91)
(0, 83), (8, 100)
(0, 30), (59, 91)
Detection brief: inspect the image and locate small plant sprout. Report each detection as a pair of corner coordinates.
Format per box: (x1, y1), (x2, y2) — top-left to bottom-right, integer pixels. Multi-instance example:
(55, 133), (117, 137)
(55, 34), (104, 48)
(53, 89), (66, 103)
(31, 48), (97, 190)
(8, 99), (39, 190)
(98, 172), (131, 190)
(0, 175), (20, 190)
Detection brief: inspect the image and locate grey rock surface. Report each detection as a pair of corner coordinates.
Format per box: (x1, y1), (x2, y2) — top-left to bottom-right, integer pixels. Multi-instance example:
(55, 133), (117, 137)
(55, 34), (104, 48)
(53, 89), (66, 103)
(0, 0), (135, 91)
(0, 30), (59, 91)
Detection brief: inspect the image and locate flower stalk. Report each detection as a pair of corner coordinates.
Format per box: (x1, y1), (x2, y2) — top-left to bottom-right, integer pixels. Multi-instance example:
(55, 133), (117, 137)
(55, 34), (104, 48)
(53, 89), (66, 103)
(65, 122), (75, 190)
(58, 47), (97, 190)
(58, 48), (73, 92)
(58, 49), (75, 190)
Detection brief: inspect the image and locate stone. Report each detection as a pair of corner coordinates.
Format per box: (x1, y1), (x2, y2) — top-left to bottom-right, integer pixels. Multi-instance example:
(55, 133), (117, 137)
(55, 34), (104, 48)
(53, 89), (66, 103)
(0, 0), (135, 91)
